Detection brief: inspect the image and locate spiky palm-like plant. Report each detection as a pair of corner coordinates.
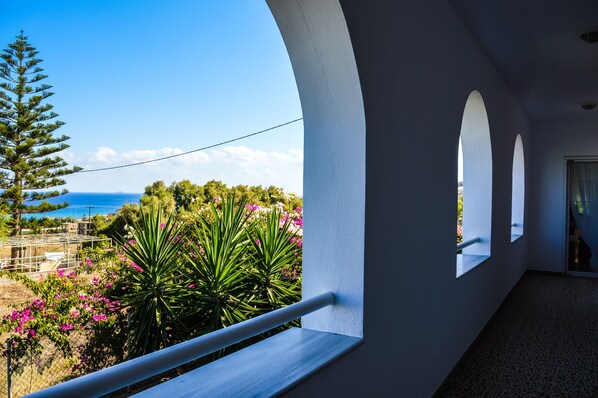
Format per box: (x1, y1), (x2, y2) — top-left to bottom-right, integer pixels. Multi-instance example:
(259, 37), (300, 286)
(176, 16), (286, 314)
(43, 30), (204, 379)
(247, 208), (301, 311)
(120, 206), (188, 357)
(185, 196), (256, 334)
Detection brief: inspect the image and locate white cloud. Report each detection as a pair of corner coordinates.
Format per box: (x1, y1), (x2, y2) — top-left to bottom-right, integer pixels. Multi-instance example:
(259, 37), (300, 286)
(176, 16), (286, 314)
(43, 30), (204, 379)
(64, 145), (304, 195)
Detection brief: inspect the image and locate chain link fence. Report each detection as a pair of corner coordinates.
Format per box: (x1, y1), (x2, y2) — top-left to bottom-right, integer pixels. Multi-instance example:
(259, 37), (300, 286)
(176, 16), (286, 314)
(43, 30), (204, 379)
(0, 334), (87, 398)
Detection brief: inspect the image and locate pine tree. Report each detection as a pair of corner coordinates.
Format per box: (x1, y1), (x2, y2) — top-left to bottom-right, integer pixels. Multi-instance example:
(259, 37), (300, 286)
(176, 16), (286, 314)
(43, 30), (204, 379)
(0, 31), (81, 239)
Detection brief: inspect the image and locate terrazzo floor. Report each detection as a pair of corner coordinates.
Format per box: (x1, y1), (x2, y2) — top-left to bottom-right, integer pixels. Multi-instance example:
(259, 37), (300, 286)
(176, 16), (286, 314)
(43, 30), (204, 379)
(435, 272), (598, 397)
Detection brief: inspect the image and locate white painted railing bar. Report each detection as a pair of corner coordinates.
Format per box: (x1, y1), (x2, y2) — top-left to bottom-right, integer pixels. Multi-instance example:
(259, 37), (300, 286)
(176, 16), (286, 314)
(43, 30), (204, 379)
(456, 236), (481, 252)
(25, 291), (335, 398)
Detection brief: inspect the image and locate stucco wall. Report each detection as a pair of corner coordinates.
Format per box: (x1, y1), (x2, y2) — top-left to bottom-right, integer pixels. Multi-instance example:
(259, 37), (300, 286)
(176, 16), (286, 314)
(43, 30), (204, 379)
(267, 0), (366, 339)
(528, 117), (598, 273)
(269, 0), (531, 396)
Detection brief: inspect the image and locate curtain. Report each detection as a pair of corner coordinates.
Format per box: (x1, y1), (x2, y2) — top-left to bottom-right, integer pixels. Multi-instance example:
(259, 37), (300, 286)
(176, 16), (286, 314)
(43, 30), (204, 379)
(570, 162), (598, 269)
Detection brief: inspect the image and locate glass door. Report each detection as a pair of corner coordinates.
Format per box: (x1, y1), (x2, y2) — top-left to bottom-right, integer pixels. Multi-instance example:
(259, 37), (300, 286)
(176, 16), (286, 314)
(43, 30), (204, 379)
(567, 160), (598, 276)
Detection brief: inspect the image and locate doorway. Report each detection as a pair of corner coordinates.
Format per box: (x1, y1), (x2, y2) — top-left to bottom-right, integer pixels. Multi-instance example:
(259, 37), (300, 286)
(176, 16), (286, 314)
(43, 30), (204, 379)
(566, 160), (598, 276)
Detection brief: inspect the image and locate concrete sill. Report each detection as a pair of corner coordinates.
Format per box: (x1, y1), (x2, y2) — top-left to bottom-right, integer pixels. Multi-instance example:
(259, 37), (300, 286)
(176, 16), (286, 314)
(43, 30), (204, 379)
(456, 253), (490, 278)
(510, 233), (523, 243)
(133, 328), (362, 398)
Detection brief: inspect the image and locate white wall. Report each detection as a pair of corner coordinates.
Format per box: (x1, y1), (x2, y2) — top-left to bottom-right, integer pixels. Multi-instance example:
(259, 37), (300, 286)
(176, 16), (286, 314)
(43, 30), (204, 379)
(267, 0), (366, 338)
(528, 117), (598, 272)
(268, 0), (530, 396)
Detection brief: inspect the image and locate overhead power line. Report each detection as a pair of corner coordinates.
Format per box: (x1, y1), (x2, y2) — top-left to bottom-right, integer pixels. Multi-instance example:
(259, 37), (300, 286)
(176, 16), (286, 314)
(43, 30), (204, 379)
(78, 118), (303, 173)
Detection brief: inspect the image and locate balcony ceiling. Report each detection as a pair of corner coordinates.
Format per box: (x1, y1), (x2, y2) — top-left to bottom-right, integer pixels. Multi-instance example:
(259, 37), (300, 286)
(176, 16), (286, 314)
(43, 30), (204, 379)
(449, 0), (598, 120)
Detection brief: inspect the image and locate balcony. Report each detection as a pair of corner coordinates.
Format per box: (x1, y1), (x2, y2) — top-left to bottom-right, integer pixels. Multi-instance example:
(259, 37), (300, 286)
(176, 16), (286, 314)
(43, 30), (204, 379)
(25, 292), (362, 397)
(12, 0), (598, 396)
(25, 271), (598, 397)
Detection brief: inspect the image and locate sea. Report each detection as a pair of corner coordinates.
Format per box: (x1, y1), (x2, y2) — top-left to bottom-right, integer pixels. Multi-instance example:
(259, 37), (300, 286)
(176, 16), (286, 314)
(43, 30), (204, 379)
(25, 192), (142, 220)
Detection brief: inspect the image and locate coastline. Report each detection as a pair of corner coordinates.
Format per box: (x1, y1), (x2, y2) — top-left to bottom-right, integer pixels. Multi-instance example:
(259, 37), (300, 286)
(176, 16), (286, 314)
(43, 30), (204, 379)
(25, 192), (142, 219)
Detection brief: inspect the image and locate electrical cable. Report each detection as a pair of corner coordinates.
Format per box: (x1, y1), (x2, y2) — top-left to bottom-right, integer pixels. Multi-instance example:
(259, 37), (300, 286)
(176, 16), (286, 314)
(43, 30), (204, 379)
(78, 117), (303, 173)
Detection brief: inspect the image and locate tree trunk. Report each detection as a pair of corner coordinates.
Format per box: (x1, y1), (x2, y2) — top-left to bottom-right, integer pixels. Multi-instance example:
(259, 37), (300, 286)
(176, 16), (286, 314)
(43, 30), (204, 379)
(10, 202), (21, 265)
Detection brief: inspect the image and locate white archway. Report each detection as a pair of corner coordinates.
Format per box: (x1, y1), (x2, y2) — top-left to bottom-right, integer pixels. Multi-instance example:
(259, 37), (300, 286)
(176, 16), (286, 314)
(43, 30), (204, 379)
(511, 134), (525, 240)
(267, 0), (365, 337)
(457, 90), (492, 277)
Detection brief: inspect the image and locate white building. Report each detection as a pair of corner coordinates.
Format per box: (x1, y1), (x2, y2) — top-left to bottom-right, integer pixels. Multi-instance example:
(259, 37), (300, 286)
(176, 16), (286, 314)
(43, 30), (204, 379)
(30, 1), (598, 396)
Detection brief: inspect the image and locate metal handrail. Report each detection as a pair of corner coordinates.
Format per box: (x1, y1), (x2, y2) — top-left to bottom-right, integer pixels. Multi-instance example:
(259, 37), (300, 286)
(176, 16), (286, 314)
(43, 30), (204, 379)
(456, 236), (481, 252)
(25, 291), (335, 398)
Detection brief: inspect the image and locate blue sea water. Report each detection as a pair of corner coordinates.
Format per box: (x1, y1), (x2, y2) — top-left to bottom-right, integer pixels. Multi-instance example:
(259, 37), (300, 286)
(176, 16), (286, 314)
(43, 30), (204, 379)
(26, 192), (142, 219)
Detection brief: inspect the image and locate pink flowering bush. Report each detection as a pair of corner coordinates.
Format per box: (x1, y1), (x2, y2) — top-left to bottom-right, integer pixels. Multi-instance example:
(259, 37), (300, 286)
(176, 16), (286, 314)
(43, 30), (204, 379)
(77, 239), (117, 273)
(0, 264), (127, 379)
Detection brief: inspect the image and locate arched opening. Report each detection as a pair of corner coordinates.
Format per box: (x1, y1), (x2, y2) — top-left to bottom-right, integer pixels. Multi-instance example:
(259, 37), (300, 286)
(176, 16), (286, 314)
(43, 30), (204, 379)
(0, 4), (366, 396)
(511, 134), (525, 241)
(456, 90), (492, 277)
(458, 137), (463, 246)
(268, 0), (365, 337)
(0, 2), (367, 383)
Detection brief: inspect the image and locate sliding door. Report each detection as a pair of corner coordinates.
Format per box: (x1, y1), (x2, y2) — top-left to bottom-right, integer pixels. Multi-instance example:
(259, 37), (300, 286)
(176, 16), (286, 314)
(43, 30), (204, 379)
(567, 160), (598, 276)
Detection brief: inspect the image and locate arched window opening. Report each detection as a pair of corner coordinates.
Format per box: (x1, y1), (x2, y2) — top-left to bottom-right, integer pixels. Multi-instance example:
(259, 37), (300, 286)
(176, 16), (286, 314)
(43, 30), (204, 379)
(1, 2), (365, 395)
(457, 138), (463, 246)
(268, 0), (365, 337)
(456, 90), (492, 277)
(511, 135), (525, 241)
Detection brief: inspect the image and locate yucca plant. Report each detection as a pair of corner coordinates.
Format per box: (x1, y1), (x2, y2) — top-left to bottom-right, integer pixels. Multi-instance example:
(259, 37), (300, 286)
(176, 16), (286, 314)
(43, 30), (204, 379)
(119, 205), (189, 357)
(247, 208), (301, 311)
(185, 195), (256, 334)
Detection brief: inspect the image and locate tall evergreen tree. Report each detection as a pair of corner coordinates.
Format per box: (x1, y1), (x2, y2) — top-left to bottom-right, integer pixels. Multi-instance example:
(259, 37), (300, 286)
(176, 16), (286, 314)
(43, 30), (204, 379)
(0, 31), (81, 238)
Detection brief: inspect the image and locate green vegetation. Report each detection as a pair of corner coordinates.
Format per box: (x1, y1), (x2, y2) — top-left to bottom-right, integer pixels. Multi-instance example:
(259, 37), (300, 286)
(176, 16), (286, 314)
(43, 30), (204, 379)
(185, 196), (256, 335)
(0, 32), (80, 240)
(246, 207), (302, 310)
(0, 194), (303, 392)
(140, 179), (302, 215)
(19, 216), (74, 233)
(120, 206), (189, 356)
(118, 196), (302, 357)
(0, 202), (10, 238)
(93, 179), (302, 240)
(457, 194), (463, 243)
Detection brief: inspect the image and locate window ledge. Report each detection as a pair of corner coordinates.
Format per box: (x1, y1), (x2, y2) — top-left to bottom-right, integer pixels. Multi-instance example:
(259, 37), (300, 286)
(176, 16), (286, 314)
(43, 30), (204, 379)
(132, 328), (362, 398)
(456, 253), (490, 278)
(510, 233), (523, 243)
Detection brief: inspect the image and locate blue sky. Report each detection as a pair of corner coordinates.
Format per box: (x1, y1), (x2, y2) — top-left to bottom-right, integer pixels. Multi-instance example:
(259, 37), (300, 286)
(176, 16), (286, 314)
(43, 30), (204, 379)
(1, 1), (303, 194)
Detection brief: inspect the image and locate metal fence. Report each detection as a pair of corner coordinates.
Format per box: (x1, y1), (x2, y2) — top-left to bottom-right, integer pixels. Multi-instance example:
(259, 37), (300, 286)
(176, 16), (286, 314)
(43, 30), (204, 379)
(0, 234), (112, 274)
(0, 335), (87, 398)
